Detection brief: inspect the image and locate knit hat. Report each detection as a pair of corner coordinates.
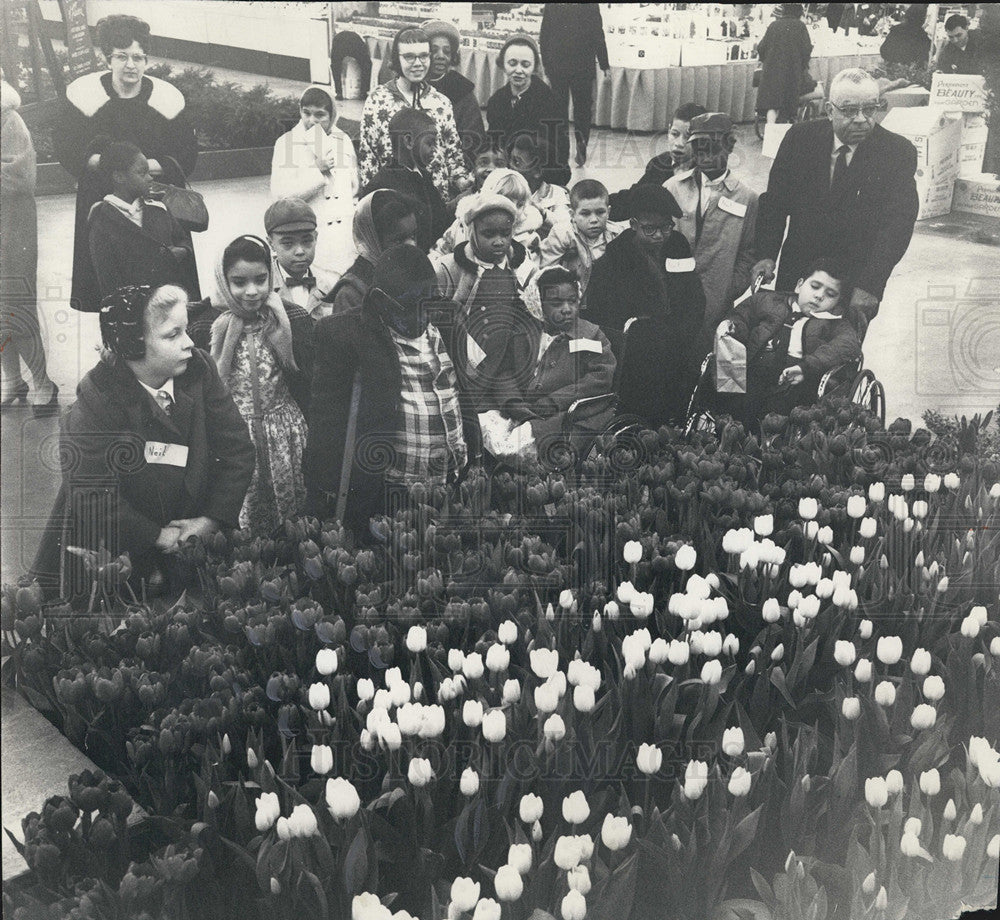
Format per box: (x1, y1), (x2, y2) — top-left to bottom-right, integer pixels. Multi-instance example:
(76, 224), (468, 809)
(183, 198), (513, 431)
(627, 185), (683, 221)
(462, 193), (518, 227)
(688, 112), (734, 139)
(421, 19), (460, 53)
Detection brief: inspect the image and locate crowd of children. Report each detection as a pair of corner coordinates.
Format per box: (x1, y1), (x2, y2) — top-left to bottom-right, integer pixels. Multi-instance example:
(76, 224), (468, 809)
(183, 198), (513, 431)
(22, 64), (875, 599)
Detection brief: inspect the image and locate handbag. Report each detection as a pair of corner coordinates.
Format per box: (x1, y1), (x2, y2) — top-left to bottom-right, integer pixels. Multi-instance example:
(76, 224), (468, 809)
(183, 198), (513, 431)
(148, 156), (209, 232)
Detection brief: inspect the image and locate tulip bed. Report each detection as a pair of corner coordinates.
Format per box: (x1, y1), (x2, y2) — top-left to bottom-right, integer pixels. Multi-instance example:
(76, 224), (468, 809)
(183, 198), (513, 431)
(3, 400), (1000, 920)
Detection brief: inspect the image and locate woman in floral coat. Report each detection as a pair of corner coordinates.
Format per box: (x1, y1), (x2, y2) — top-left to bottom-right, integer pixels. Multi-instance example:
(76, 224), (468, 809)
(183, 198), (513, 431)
(358, 27), (471, 200)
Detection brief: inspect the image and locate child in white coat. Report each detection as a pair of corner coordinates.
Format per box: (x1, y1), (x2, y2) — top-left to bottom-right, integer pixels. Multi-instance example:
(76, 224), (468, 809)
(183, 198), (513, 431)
(270, 86), (358, 283)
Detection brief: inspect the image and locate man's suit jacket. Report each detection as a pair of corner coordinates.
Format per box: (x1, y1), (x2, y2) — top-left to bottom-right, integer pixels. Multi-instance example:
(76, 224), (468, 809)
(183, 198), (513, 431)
(32, 349), (254, 595)
(755, 119), (919, 306)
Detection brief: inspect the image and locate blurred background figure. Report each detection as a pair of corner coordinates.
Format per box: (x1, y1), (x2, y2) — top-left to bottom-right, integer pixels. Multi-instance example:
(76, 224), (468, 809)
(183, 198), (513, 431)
(1, 73), (58, 415)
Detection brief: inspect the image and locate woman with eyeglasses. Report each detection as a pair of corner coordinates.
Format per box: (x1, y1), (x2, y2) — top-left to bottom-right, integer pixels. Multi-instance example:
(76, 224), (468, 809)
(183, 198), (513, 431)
(358, 27), (471, 201)
(53, 15), (199, 315)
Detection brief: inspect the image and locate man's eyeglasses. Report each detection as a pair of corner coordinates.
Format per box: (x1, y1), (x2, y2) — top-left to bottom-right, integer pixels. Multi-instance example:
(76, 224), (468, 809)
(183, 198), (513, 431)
(400, 53), (431, 64)
(829, 101), (885, 120)
(110, 52), (147, 65)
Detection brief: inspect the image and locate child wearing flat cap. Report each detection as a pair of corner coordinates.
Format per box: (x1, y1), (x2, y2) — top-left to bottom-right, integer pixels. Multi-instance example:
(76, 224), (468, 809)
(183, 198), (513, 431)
(31, 284), (254, 600)
(265, 197), (330, 320)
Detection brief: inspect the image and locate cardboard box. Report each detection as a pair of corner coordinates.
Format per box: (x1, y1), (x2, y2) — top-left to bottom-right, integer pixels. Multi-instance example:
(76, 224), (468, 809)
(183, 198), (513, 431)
(761, 122), (792, 159)
(952, 173), (1000, 219)
(882, 107), (963, 174)
(959, 113), (988, 178)
(913, 173), (956, 220)
(884, 85), (931, 110)
(929, 73), (987, 113)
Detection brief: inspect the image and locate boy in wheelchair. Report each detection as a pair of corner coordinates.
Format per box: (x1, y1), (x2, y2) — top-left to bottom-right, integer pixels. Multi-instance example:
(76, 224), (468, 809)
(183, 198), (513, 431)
(709, 258), (862, 422)
(477, 266), (616, 465)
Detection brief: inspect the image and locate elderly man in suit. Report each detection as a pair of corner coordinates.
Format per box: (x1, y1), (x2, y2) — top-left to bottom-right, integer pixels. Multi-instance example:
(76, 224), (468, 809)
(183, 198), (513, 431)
(752, 68), (919, 331)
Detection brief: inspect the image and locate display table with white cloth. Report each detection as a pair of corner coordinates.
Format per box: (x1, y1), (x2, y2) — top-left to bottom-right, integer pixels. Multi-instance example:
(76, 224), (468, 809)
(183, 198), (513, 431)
(339, 22), (879, 130)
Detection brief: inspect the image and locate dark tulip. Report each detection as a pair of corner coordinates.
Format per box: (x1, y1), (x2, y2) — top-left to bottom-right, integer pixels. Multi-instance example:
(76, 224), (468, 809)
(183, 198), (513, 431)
(89, 816), (116, 848)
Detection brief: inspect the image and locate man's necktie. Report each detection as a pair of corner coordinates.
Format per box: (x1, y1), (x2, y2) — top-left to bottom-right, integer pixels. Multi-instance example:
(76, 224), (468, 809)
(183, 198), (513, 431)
(156, 390), (174, 417)
(831, 144), (850, 198)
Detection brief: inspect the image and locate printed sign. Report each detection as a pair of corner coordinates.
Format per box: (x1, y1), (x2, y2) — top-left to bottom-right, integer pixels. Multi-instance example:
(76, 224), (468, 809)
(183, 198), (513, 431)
(929, 73), (986, 113)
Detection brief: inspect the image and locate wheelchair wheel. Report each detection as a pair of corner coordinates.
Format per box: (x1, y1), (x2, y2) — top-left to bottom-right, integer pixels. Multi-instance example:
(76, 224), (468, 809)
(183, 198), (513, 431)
(850, 369), (885, 424)
(685, 409), (717, 438)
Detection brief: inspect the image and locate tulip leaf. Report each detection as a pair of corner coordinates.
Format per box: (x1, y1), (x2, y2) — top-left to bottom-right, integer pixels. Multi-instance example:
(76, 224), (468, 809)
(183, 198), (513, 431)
(296, 868), (329, 919)
(769, 667), (797, 709)
(343, 825), (369, 895)
(587, 850), (638, 920)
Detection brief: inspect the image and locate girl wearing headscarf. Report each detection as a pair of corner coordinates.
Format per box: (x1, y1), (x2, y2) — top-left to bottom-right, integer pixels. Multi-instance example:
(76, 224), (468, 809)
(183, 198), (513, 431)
(358, 27), (472, 199)
(270, 85), (359, 281)
(324, 190), (419, 316)
(189, 236), (314, 534)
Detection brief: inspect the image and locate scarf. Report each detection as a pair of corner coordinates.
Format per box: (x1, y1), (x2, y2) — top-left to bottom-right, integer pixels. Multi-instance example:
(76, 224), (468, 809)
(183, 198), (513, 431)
(352, 190), (392, 263)
(209, 244), (299, 383)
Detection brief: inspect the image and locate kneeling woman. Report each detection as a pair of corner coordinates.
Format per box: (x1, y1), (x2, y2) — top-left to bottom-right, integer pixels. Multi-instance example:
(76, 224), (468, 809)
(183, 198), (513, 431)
(32, 284), (254, 598)
(190, 236), (314, 534)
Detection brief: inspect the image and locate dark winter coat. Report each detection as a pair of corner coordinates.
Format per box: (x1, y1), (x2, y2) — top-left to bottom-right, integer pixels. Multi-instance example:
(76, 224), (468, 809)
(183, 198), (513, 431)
(428, 70), (486, 163)
(362, 162), (450, 253)
(585, 229), (706, 425)
(324, 255), (375, 316)
(486, 77), (571, 186)
(755, 16), (813, 118)
(880, 22), (932, 67)
(53, 71), (198, 312)
(88, 199), (198, 300)
(305, 306), (461, 535)
(539, 4), (610, 77)
(31, 349), (254, 597)
(755, 119), (919, 305)
(727, 290), (862, 377)
(491, 315), (617, 452)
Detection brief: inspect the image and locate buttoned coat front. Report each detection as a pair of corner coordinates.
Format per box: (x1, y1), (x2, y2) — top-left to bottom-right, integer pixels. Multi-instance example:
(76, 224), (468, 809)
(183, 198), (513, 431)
(665, 168), (759, 342)
(31, 348), (254, 596)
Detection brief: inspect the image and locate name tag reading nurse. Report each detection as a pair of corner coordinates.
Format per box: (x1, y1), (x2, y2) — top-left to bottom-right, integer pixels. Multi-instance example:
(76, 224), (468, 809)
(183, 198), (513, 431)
(144, 441), (189, 467)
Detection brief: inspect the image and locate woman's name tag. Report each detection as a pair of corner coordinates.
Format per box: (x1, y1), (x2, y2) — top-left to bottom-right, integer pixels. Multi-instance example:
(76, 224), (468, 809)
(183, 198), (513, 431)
(718, 197), (747, 218)
(144, 441), (189, 467)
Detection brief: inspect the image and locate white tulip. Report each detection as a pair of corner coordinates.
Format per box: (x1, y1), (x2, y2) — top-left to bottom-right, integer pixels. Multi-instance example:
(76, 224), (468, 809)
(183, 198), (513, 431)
(325, 777), (361, 820)
(834, 640), (856, 667)
(675, 544), (697, 570)
(922, 675), (945, 700)
(910, 704), (936, 729)
(623, 540), (643, 564)
(460, 768), (480, 797)
(842, 697), (861, 720)
(636, 743), (663, 775)
(919, 769), (940, 796)
(450, 878), (480, 913)
(728, 766), (752, 797)
(874, 681), (896, 707)
(519, 793), (543, 824)
(722, 727), (745, 757)
(308, 682), (331, 711)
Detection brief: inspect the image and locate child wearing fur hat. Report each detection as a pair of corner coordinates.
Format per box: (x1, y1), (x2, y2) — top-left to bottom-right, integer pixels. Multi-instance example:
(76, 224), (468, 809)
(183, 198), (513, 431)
(270, 85), (358, 280)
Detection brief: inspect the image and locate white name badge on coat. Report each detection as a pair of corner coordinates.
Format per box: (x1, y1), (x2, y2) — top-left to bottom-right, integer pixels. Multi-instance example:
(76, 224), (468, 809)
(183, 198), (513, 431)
(569, 338), (603, 354)
(466, 334), (487, 369)
(144, 441), (189, 467)
(665, 257), (697, 273)
(718, 196), (748, 218)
